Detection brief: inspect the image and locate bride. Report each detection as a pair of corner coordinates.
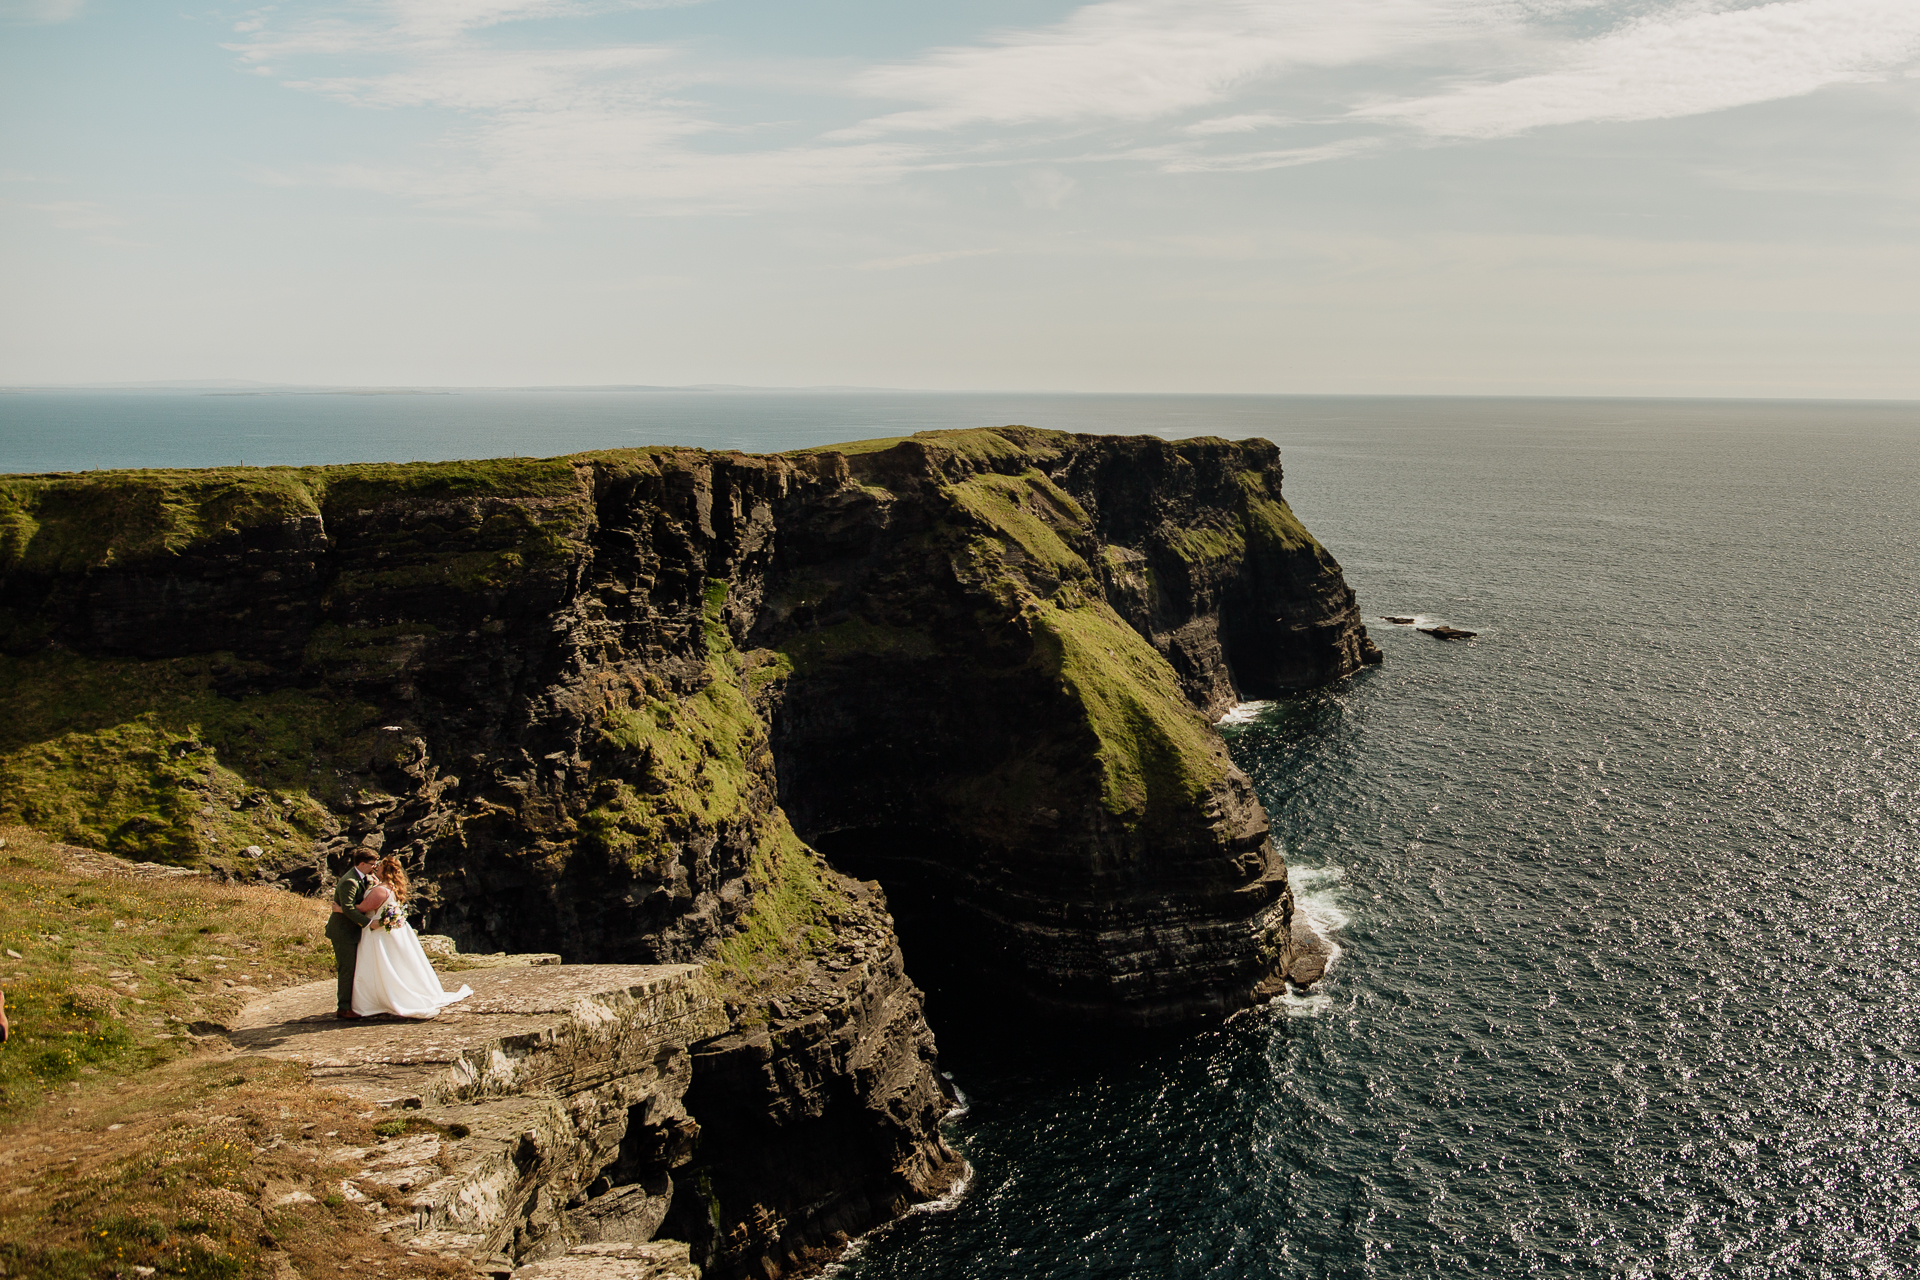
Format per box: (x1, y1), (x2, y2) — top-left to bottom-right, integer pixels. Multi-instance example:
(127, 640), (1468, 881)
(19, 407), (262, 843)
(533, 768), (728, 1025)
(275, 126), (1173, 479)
(351, 857), (473, 1019)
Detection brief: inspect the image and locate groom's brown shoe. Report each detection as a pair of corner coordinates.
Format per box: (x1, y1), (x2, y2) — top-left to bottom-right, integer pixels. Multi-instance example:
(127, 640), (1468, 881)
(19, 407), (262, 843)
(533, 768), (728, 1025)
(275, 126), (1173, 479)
(335, 1009), (364, 1020)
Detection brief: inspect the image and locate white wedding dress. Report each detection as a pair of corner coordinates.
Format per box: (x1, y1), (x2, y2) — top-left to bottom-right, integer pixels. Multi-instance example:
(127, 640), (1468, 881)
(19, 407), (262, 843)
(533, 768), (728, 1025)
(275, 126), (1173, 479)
(351, 900), (473, 1019)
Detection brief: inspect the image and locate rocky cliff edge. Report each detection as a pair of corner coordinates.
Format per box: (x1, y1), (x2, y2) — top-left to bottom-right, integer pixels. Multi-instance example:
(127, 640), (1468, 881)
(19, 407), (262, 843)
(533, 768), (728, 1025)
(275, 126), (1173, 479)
(0, 427), (1378, 1275)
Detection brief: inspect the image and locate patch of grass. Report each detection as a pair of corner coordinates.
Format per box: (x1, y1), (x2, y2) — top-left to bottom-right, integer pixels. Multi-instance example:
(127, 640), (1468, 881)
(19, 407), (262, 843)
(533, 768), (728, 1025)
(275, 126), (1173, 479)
(1238, 470), (1323, 556)
(740, 648), (793, 698)
(315, 456), (581, 513)
(942, 469), (1093, 585)
(323, 502), (580, 600)
(709, 814), (843, 1006)
(786, 434), (916, 458)
(0, 829), (474, 1277)
(0, 652), (375, 869)
(1031, 599), (1228, 825)
(776, 618), (936, 676)
(912, 426), (1074, 465)
(301, 621), (442, 675)
(579, 582), (763, 872)
(787, 425), (1077, 464)
(1166, 523), (1246, 564)
(0, 455), (584, 580)
(0, 1051), (466, 1280)
(0, 470), (324, 576)
(0, 827), (336, 1121)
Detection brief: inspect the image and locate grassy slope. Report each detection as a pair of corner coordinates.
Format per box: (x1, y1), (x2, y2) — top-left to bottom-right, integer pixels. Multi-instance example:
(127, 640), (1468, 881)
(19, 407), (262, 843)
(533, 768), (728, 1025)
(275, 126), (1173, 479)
(578, 581), (844, 1006)
(0, 827), (471, 1280)
(1238, 467), (1326, 558)
(0, 652), (377, 868)
(784, 425), (1074, 462)
(0, 455), (600, 871)
(777, 427), (1244, 829)
(0, 457), (585, 577)
(935, 456), (1232, 826)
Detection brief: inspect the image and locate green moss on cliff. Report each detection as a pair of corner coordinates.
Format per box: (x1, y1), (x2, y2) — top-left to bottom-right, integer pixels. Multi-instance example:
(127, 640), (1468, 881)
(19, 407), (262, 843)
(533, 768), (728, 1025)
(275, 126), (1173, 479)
(710, 813), (841, 1001)
(587, 673), (754, 863)
(580, 581), (760, 871)
(572, 577), (844, 1002)
(1238, 470), (1322, 556)
(328, 528), (573, 598)
(301, 622), (441, 674)
(915, 426), (1070, 464)
(0, 652), (367, 867)
(913, 464), (1230, 827)
(777, 618), (936, 676)
(1167, 523), (1246, 563)
(1033, 599), (1227, 823)
(792, 425), (1073, 465)
(314, 456), (579, 512)
(943, 470), (1092, 584)
(792, 435), (915, 457)
(0, 470), (323, 574)
(0, 456), (585, 576)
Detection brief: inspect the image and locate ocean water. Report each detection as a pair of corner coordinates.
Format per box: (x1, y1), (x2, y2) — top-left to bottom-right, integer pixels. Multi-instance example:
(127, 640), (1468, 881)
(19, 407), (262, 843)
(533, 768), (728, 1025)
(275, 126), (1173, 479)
(5, 392), (1918, 1277)
(0, 387), (1507, 473)
(836, 399), (1920, 1279)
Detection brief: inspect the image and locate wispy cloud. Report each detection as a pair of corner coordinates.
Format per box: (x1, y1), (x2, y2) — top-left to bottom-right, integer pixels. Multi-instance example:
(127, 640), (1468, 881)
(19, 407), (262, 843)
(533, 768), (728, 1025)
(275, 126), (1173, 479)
(0, 0), (85, 24)
(854, 248), (999, 271)
(844, 0), (1514, 136)
(3, 197), (144, 246)
(1150, 137), (1388, 173)
(231, 0), (703, 51)
(1364, 0), (1920, 137)
(227, 0), (1920, 213)
(229, 1), (929, 212)
(1183, 113), (1297, 136)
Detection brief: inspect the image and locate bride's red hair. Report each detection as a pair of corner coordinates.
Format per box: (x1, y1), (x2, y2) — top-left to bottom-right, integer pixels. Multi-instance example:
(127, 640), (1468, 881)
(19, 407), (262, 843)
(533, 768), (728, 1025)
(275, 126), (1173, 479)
(377, 856), (410, 903)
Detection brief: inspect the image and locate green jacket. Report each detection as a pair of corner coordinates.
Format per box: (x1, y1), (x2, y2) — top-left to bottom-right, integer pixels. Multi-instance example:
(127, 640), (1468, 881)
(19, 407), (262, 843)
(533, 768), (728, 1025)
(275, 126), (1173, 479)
(333, 869), (373, 927)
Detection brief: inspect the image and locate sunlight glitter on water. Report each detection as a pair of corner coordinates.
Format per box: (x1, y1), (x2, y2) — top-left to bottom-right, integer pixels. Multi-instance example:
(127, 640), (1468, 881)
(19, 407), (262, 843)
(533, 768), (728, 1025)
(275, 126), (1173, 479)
(837, 400), (1920, 1279)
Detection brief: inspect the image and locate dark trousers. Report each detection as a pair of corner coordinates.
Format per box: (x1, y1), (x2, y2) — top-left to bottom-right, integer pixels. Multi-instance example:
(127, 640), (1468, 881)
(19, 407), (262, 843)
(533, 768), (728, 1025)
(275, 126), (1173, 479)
(325, 914), (360, 1010)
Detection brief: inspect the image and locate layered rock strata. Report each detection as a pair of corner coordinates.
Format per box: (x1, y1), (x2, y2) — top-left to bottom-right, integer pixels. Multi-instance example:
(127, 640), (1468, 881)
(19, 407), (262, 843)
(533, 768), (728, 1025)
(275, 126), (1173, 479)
(661, 877), (960, 1277)
(232, 963), (726, 1270)
(1, 427), (1377, 1274)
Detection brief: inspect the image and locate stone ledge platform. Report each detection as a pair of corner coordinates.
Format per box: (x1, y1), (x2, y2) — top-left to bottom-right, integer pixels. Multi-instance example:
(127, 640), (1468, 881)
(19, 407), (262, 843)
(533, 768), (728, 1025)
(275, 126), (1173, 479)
(232, 964), (730, 1277)
(232, 964), (724, 1105)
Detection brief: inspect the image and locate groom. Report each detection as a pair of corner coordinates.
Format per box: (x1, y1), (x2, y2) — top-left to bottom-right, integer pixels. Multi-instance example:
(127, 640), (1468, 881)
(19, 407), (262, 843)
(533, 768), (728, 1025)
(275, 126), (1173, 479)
(327, 847), (380, 1020)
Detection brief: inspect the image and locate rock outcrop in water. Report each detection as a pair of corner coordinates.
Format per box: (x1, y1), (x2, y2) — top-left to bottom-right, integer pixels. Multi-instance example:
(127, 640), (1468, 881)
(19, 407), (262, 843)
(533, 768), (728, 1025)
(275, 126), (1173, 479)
(0, 427), (1377, 1275)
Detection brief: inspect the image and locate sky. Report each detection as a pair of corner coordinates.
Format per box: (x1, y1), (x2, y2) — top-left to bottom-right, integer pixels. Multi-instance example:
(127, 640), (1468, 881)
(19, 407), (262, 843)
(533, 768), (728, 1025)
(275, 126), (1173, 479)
(3, 0), (1919, 395)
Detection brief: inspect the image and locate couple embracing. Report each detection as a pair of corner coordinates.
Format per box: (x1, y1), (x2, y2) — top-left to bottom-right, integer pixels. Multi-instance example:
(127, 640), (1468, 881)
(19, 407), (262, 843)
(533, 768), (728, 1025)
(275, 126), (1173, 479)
(325, 848), (473, 1021)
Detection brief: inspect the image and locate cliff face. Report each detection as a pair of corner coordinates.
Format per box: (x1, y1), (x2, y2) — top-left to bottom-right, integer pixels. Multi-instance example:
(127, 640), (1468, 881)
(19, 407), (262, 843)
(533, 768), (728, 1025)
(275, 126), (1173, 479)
(758, 431), (1377, 1024)
(0, 427), (1376, 1274)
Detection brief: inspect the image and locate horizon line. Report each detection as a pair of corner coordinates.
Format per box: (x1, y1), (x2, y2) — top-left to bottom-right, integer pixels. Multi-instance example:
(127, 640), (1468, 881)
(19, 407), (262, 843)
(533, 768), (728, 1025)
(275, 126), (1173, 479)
(4, 383), (1920, 405)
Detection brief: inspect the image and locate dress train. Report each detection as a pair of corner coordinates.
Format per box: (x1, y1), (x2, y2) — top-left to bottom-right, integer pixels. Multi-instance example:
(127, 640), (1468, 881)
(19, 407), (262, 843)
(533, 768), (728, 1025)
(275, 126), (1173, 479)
(351, 916), (473, 1019)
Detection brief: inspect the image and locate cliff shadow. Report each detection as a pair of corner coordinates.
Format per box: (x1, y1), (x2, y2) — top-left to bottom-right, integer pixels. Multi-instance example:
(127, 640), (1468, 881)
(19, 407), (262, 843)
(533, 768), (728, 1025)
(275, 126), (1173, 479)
(805, 823), (1027, 1032)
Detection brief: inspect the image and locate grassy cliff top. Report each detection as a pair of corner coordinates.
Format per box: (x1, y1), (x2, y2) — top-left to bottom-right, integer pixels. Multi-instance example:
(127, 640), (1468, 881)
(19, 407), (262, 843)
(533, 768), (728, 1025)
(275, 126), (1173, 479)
(786, 425), (1077, 460)
(786, 425), (1245, 464)
(0, 455), (588, 575)
(0, 827), (530, 1280)
(0, 445), (772, 576)
(1, 430), (1270, 575)
(0, 829), (464, 1278)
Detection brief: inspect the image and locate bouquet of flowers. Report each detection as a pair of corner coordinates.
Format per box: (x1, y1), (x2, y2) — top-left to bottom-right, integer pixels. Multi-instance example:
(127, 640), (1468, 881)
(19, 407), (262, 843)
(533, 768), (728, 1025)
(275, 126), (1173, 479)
(373, 900), (406, 932)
